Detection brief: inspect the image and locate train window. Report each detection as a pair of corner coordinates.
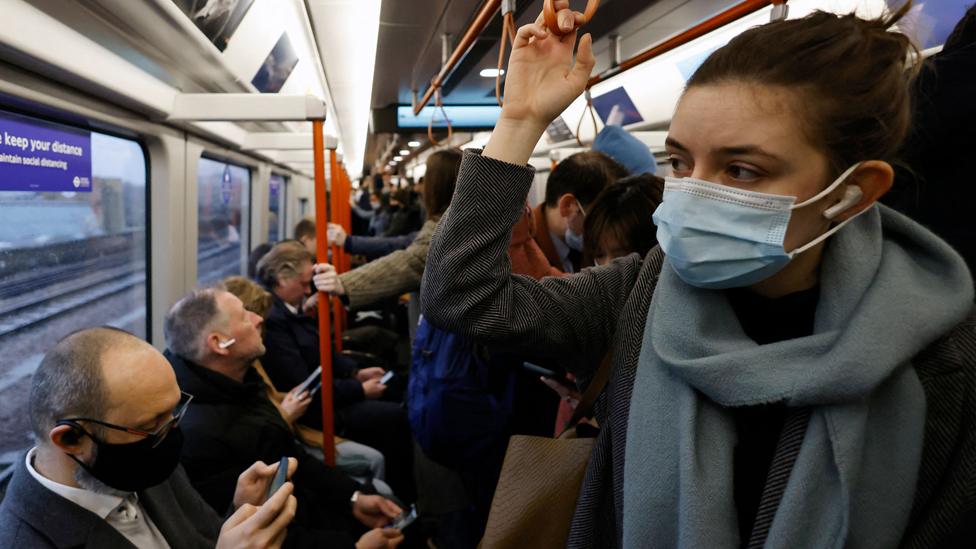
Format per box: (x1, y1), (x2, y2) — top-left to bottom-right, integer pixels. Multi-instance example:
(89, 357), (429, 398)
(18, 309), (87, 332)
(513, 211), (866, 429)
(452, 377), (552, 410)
(269, 173), (286, 242)
(197, 157), (250, 287)
(0, 111), (148, 458)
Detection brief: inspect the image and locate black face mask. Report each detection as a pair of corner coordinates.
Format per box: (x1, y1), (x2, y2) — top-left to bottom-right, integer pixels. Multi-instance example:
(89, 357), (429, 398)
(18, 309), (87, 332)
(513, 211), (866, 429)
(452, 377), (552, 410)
(68, 427), (184, 492)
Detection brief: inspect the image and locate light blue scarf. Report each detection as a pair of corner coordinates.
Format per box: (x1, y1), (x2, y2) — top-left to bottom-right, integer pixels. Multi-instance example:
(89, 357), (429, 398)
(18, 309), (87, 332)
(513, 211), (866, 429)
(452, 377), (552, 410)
(623, 205), (973, 548)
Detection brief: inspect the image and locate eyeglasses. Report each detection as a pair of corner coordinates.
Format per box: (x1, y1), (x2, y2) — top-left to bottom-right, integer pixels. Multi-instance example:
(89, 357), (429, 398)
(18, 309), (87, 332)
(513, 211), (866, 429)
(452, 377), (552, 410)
(57, 391), (194, 448)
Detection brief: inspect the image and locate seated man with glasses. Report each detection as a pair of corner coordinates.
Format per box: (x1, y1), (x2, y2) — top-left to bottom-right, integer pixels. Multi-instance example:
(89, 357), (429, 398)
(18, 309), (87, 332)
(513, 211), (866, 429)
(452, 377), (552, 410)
(0, 327), (297, 548)
(164, 289), (405, 549)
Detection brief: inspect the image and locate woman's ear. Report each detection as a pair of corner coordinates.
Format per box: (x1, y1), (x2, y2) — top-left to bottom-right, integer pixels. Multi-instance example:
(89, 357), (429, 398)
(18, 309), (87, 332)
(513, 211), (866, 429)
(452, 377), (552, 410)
(828, 160), (894, 222)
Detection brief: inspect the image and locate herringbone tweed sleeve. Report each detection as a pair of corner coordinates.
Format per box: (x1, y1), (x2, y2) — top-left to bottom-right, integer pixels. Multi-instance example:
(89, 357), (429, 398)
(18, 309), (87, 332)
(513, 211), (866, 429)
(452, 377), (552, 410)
(339, 218), (436, 310)
(421, 150), (642, 375)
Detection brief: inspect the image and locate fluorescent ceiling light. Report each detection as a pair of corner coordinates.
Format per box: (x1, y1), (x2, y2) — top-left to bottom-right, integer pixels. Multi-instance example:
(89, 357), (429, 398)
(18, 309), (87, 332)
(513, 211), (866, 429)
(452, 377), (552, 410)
(399, 149), (410, 155)
(480, 68), (504, 78)
(307, 0), (382, 171)
(408, 141), (421, 147)
(394, 156), (403, 161)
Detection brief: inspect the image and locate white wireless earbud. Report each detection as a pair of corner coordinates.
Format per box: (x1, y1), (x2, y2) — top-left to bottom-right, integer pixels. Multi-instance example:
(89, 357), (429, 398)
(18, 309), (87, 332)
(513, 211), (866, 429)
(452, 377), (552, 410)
(218, 338), (236, 349)
(823, 185), (863, 220)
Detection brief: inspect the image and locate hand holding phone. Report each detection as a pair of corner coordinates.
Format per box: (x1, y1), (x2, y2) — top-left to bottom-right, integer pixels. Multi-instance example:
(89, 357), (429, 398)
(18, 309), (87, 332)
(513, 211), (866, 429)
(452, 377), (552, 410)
(522, 362), (576, 390)
(380, 370), (395, 385)
(297, 366), (322, 396)
(390, 504), (418, 530)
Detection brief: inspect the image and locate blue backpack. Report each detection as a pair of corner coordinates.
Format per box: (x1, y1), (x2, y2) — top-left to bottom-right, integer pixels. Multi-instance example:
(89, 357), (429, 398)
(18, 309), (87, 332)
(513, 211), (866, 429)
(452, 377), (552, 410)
(407, 316), (517, 469)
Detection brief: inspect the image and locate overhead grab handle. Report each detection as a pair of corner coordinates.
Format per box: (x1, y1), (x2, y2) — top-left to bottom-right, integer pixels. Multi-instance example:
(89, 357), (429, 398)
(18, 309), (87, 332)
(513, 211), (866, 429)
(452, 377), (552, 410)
(428, 88), (453, 146)
(543, 0), (600, 36)
(496, 0), (518, 107)
(574, 89), (598, 147)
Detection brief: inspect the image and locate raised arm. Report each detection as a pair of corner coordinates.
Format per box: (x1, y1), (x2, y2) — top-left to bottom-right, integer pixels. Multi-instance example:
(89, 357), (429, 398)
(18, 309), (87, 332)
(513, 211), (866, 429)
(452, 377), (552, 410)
(345, 231), (416, 261)
(421, 151), (640, 374)
(334, 220), (435, 310)
(420, 6), (639, 374)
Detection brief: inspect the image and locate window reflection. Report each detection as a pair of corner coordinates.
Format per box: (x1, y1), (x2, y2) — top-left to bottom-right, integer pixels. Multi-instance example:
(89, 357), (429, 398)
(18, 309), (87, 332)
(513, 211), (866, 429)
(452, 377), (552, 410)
(197, 157), (250, 287)
(0, 118), (147, 459)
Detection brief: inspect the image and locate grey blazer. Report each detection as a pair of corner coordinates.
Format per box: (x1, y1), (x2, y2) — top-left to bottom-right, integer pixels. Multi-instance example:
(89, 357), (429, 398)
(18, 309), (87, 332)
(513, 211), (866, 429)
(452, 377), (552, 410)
(0, 455), (221, 548)
(421, 150), (976, 549)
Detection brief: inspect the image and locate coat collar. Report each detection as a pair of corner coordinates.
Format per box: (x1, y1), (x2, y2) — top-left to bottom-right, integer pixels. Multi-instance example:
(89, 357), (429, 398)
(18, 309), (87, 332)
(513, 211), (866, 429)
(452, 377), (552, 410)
(165, 350), (264, 405)
(2, 453), (137, 548)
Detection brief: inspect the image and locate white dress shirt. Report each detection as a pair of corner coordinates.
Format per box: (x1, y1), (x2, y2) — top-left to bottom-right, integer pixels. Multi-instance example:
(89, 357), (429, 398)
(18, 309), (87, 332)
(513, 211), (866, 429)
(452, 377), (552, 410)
(26, 448), (171, 549)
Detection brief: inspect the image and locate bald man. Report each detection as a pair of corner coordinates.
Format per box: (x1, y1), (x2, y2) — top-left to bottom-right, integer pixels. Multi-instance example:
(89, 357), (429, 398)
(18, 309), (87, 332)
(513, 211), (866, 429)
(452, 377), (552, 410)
(0, 327), (297, 549)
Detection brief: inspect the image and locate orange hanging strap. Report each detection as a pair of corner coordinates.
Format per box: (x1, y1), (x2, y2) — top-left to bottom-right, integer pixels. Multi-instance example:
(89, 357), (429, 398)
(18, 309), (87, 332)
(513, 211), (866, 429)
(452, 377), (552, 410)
(428, 88), (453, 146)
(312, 120), (336, 466)
(575, 89), (598, 146)
(495, 1), (517, 107)
(543, 0), (599, 36)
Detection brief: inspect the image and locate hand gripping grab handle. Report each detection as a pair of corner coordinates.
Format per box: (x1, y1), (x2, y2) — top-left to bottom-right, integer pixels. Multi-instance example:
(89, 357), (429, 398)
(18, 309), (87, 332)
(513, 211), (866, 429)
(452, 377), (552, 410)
(543, 0), (600, 36)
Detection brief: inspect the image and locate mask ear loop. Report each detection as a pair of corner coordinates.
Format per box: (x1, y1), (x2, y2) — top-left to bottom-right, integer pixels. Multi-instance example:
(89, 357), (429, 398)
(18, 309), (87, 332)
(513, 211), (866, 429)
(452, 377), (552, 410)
(787, 163), (867, 258)
(790, 163), (861, 210)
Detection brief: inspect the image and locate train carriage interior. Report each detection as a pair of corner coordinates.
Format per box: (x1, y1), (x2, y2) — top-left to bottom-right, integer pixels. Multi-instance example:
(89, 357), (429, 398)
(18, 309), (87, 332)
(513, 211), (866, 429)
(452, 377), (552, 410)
(0, 0), (973, 547)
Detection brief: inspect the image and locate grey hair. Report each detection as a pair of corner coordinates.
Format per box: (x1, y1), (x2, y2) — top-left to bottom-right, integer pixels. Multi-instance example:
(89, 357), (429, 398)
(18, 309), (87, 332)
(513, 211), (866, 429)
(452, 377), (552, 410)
(29, 327), (138, 442)
(255, 241), (313, 290)
(164, 288), (227, 363)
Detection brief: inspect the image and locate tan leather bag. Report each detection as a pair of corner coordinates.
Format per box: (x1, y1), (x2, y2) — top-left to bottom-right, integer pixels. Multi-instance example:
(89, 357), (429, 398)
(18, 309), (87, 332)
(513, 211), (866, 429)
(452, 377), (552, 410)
(479, 354), (613, 549)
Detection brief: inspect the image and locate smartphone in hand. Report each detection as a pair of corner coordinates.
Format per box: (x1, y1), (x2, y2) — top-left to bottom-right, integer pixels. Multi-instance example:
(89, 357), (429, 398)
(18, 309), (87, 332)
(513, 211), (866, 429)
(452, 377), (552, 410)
(390, 504), (418, 530)
(522, 362), (576, 390)
(266, 456), (289, 501)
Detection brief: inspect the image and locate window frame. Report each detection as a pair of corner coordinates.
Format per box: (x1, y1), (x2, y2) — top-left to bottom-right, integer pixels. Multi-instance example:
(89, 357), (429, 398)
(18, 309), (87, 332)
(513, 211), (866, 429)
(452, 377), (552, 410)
(195, 153), (252, 284)
(268, 172), (288, 243)
(0, 102), (153, 340)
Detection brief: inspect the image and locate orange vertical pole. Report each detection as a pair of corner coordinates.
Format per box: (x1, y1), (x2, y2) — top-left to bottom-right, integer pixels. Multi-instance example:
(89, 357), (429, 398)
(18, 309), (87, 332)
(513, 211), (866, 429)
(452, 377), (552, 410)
(329, 150), (344, 353)
(339, 167), (351, 275)
(312, 120), (335, 466)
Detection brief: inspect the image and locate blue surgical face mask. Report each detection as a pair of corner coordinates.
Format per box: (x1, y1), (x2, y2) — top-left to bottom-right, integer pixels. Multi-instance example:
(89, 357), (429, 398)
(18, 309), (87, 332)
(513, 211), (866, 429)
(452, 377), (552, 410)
(652, 163), (865, 289)
(564, 200), (586, 252)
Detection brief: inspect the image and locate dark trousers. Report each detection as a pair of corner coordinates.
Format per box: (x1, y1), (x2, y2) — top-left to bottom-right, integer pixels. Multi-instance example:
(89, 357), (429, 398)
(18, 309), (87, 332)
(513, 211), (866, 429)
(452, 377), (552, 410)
(337, 400), (416, 502)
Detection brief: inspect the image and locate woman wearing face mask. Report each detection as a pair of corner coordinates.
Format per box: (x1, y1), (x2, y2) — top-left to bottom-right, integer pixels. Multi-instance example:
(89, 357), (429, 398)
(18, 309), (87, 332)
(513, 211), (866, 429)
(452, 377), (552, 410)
(420, 2), (976, 548)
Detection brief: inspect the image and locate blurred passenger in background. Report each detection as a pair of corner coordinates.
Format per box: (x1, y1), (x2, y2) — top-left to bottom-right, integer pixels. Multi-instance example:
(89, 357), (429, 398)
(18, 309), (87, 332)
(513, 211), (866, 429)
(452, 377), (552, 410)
(582, 174), (664, 266)
(384, 188), (423, 237)
(883, 5), (976, 277)
(294, 218), (318, 257)
(592, 124), (658, 176)
(257, 242), (416, 502)
(532, 152), (628, 273)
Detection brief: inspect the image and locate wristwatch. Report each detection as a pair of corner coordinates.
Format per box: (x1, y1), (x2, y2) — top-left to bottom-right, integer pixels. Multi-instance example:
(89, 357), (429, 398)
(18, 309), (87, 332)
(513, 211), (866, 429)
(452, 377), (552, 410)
(350, 490), (360, 507)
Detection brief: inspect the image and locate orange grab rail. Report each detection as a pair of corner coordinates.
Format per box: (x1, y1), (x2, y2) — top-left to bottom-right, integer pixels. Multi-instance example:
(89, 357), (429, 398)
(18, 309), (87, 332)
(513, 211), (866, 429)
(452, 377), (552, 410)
(329, 149), (344, 354)
(312, 120), (336, 466)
